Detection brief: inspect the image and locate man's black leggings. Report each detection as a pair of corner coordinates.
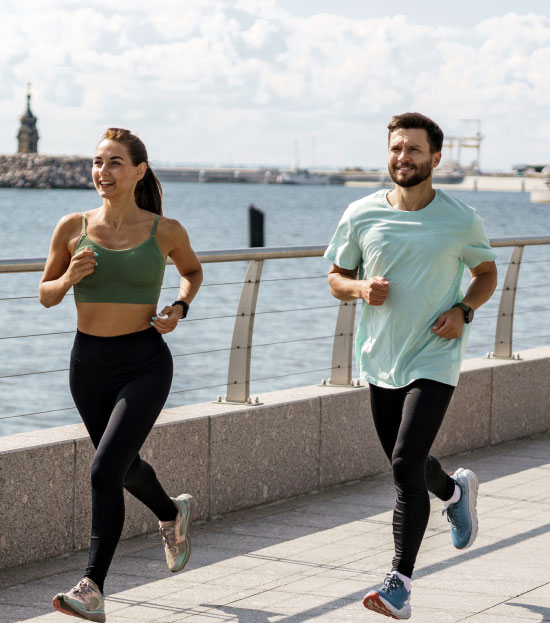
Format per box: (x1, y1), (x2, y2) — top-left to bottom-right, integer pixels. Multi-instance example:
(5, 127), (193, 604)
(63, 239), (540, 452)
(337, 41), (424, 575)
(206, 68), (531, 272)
(369, 379), (456, 579)
(70, 328), (178, 593)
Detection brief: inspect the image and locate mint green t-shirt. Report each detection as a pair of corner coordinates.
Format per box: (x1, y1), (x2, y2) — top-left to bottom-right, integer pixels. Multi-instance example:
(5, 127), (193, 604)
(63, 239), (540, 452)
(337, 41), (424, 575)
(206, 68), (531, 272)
(324, 189), (496, 388)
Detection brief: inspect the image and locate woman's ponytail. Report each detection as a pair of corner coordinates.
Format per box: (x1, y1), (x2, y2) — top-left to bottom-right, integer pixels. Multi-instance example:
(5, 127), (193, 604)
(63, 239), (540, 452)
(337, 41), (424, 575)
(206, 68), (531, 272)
(135, 166), (163, 215)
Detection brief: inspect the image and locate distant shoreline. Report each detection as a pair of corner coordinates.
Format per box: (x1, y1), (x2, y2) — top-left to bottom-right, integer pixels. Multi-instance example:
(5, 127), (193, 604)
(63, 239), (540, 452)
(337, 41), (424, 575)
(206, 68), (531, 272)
(0, 154), (548, 194)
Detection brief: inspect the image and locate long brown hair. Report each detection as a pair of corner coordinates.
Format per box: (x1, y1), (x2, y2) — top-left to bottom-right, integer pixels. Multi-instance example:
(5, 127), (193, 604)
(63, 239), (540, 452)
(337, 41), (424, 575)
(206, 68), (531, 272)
(99, 128), (163, 214)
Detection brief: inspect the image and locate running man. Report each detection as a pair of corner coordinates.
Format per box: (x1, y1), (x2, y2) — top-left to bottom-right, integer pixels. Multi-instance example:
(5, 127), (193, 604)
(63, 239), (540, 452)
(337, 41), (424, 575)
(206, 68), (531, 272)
(325, 112), (497, 619)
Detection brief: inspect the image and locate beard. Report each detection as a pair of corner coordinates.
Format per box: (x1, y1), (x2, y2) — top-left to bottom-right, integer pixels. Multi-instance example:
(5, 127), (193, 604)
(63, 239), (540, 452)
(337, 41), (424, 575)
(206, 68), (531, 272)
(389, 159), (433, 188)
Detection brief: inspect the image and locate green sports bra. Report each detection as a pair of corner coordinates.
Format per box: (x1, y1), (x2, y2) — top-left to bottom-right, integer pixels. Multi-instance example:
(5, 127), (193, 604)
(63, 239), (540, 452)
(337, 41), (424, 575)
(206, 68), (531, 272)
(73, 214), (166, 304)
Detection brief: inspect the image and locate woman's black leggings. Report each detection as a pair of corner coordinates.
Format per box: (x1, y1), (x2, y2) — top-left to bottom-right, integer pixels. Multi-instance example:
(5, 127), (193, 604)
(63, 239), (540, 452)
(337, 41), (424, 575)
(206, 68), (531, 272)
(369, 379), (456, 579)
(70, 328), (178, 592)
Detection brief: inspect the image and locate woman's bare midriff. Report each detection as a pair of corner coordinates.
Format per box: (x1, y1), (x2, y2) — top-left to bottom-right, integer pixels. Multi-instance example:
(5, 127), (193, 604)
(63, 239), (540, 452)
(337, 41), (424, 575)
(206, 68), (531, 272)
(76, 302), (158, 336)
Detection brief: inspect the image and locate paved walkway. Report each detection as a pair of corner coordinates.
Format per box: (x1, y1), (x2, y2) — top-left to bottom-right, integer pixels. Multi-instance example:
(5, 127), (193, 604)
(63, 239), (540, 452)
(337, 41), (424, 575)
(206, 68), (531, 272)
(1, 432), (548, 623)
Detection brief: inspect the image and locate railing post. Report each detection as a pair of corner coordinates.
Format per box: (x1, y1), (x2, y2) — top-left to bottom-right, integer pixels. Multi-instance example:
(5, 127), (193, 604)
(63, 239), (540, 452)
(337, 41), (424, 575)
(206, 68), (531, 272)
(491, 245), (524, 359)
(328, 299), (357, 385)
(224, 259), (264, 403)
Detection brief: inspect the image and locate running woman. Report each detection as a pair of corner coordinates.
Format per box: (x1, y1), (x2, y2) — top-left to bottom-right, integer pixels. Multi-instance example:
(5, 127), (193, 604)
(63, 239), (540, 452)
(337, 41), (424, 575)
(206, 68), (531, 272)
(40, 128), (203, 622)
(325, 113), (497, 619)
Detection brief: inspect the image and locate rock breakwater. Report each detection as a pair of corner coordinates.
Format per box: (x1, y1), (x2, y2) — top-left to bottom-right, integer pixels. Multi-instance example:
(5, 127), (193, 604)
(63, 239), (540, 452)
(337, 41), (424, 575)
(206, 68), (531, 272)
(0, 154), (93, 189)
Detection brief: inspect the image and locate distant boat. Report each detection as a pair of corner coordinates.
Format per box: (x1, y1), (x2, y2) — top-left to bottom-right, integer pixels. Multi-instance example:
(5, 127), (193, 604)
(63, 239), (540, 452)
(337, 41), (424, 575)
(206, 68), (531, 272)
(432, 161), (465, 184)
(276, 168), (329, 185)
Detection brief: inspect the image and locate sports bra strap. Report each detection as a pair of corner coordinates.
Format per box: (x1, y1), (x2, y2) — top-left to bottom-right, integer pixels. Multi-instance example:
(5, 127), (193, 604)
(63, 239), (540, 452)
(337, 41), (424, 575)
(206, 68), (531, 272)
(81, 214), (87, 235)
(151, 214), (160, 236)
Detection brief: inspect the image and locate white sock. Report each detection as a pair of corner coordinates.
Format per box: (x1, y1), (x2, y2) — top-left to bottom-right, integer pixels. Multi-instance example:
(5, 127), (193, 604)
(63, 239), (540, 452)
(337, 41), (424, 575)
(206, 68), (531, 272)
(443, 484), (462, 508)
(391, 570), (412, 592)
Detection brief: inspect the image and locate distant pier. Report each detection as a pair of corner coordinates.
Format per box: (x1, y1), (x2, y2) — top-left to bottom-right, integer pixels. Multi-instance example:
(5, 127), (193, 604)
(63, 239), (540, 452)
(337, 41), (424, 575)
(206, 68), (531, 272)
(0, 157), (548, 199)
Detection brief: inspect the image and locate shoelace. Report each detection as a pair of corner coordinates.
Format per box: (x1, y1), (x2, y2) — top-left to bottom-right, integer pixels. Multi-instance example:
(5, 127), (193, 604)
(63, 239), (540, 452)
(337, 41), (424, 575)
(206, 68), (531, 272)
(160, 522), (178, 553)
(71, 580), (94, 598)
(382, 574), (403, 595)
(442, 504), (461, 529)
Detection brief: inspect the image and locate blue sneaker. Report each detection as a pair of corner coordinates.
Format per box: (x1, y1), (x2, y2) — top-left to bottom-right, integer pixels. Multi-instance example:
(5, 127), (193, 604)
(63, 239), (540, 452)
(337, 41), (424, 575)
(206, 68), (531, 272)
(443, 468), (479, 549)
(363, 574), (411, 619)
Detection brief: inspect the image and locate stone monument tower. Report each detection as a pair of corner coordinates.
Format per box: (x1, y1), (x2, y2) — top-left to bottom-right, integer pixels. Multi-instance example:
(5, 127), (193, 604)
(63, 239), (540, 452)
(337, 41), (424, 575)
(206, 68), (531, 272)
(17, 83), (39, 153)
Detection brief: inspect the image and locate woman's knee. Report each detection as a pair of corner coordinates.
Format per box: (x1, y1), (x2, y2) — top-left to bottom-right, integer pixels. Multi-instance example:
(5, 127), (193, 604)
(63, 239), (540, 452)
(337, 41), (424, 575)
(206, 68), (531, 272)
(91, 454), (124, 492)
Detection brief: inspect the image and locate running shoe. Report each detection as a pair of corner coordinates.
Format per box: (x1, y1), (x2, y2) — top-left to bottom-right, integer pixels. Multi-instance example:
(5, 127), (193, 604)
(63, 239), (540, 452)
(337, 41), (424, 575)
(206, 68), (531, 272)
(159, 493), (196, 572)
(363, 574), (411, 619)
(442, 467), (479, 549)
(52, 577), (105, 622)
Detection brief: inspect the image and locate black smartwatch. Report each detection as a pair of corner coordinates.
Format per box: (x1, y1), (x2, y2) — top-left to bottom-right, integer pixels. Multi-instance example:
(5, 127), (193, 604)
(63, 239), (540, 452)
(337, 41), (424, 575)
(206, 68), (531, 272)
(452, 302), (474, 324)
(172, 300), (189, 320)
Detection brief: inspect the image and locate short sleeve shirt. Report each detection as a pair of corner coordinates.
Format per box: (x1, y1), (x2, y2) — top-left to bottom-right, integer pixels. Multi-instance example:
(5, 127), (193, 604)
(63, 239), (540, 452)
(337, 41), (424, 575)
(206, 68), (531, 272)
(324, 189), (496, 388)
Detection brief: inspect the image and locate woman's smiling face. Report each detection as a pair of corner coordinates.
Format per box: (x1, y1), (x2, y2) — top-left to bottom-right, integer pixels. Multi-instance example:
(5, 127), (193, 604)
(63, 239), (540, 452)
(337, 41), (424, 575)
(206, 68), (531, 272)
(92, 139), (145, 200)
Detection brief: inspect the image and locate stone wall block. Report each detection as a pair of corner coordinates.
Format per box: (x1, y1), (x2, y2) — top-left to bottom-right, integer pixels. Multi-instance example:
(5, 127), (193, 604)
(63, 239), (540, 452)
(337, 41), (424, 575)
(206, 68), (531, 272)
(73, 437), (94, 551)
(319, 386), (388, 487)
(432, 367), (493, 457)
(209, 398), (320, 516)
(0, 442), (75, 567)
(491, 355), (550, 444)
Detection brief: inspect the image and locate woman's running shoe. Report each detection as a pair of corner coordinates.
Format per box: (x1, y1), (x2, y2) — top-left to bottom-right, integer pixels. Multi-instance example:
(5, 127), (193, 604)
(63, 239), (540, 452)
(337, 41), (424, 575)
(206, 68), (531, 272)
(52, 577), (105, 622)
(159, 493), (196, 572)
(363, 574), (411, 619)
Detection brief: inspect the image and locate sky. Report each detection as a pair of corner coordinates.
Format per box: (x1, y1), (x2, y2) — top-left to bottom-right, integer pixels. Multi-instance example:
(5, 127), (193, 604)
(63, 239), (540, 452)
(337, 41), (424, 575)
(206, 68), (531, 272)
(1, 0), (549, 171)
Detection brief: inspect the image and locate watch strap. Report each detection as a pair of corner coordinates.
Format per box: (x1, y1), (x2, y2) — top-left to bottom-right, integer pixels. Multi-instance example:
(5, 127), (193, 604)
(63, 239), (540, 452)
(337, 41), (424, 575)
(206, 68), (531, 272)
(172, 300), (189, 320)
(452, 302), (473, 323)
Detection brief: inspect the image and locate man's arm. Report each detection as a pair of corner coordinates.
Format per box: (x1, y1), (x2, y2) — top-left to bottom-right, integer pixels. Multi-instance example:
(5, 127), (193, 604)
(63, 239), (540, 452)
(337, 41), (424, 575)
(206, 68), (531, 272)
(461, 260), (498, 310)
(328, 264), (390, 306)
(432, 260), (498, 339)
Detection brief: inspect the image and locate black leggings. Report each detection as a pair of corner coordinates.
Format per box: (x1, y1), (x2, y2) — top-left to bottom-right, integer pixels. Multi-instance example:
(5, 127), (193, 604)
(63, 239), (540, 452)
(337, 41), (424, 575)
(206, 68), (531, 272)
(369, 379), (456, 579)
(70, 328), (177, 592)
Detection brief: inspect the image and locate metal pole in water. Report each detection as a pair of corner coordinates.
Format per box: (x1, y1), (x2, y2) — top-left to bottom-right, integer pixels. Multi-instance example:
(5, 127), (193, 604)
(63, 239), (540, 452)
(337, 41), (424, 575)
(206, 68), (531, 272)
(248, 204), (264, 247)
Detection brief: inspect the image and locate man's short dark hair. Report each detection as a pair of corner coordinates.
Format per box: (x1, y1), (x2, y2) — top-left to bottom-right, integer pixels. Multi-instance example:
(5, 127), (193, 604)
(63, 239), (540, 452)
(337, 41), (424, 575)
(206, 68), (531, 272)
(387, 113), (444, 153)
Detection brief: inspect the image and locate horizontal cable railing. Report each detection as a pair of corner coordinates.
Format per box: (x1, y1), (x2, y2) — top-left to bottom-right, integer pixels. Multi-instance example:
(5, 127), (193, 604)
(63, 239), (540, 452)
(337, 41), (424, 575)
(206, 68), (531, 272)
(1, 237), (549, 426)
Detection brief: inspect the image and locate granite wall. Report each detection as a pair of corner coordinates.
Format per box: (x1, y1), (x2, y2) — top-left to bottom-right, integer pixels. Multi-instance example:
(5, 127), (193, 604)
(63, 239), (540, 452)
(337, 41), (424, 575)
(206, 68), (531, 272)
(0, 346), (548, 570)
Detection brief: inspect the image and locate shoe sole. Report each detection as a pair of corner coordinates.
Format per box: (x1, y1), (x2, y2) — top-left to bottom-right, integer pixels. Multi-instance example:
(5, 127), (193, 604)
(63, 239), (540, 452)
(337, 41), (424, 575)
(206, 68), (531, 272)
(170, 494), (197, 573)
(53, 595), (83, 619)
(455, 467), (479, 550)
(363, 591), (411, 619)
(52, 595), (106, 622)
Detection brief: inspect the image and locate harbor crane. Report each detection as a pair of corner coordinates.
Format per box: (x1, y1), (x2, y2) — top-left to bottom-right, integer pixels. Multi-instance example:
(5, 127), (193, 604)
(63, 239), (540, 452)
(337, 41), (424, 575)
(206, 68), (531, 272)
(443, 119), (483, 172)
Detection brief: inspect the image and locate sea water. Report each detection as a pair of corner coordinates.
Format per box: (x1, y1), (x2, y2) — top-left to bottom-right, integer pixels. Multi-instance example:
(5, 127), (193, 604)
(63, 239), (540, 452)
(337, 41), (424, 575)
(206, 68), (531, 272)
(0, 183), (548, 435)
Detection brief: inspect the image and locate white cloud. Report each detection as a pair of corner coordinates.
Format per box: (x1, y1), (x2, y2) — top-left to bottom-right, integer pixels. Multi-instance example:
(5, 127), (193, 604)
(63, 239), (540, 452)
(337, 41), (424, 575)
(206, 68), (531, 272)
(0, 2), (548, 168)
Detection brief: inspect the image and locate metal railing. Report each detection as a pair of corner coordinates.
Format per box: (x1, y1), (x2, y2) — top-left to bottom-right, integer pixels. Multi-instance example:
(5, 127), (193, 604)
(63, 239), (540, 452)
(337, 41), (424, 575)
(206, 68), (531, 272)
(1, 236), (549, 408)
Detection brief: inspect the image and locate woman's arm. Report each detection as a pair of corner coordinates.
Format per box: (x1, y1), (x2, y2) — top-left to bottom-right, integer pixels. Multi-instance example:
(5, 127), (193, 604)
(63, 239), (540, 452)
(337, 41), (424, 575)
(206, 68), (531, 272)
(39, 215), (97, 308)
(152, 218), (203, 332)
(169, 223), (203, 308)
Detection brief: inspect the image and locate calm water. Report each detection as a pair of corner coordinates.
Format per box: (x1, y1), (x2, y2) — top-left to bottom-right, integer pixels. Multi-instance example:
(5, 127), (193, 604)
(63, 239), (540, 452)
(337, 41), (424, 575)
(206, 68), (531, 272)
(1, 183), (549, 436)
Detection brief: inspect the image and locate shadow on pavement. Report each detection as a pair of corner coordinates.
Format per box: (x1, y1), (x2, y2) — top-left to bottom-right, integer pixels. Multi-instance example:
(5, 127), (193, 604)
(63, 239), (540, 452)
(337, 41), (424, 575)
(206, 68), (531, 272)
(506, 602), (550, 622)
